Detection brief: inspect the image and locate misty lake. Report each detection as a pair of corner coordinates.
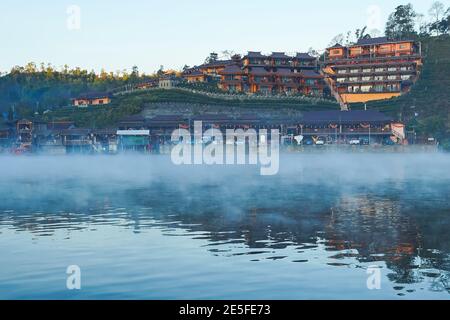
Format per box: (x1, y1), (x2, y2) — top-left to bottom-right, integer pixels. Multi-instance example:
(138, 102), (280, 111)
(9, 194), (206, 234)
(0, 153), (449, 299)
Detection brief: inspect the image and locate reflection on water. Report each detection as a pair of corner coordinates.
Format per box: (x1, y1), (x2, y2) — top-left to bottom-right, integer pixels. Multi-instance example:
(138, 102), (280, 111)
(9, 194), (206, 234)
(0, 154), (449, 299)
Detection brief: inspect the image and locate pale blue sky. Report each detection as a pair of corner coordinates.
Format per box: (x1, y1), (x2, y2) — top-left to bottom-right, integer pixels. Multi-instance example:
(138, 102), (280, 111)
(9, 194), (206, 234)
(0, 0), (448, 74)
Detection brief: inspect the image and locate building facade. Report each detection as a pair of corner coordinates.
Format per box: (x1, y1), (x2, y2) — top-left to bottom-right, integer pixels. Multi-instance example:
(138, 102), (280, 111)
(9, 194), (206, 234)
(323, 37), (422, 104)
(72, 93), (112, 107)
(219, 52), (324, 96)
(183, 58), (241, 83)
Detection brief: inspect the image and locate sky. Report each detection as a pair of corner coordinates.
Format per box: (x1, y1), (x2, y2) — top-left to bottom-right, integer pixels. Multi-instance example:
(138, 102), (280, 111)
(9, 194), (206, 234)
(0, 0), (449, 74)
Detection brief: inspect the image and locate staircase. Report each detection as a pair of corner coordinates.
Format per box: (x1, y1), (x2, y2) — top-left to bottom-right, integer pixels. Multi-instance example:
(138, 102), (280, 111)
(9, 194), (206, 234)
(320, 69), (348, 111)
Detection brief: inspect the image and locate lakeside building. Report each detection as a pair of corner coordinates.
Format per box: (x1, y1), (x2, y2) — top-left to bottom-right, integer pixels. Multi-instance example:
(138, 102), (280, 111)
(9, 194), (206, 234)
(72, 93), (112, 107)
(0, 126), (13, 149)
(118, 110), (405, 146)
(323, 37), (423, 104)
(0, 111), (416, 155)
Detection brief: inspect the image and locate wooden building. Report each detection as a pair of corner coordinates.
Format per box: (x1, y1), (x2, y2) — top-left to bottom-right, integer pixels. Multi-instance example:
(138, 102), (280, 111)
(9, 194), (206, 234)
(116, 111), (404, 146)
(219, 51), (324, 96)
(323, 37), (422, 104)
(159, 76), (180, 89)
(72, 93), (112, 107)
(183, 58), (240, 83)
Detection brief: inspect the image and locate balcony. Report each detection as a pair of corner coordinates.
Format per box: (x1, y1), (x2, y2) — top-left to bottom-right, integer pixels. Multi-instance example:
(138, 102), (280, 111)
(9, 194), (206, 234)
(342, 88), (401, 93)
(336, 77), (405, 85)
(334, 69), (415, 77)
(325, 53), (421, 64)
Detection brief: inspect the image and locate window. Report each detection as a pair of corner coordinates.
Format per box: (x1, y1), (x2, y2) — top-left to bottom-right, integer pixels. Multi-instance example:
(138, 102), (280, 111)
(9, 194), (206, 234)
(373, 85), (384, 92)
(336, 78), (346, 83)
(337, 69), (347, 74)
(362, 68), (372, 73)
(350, 69), (360, 74)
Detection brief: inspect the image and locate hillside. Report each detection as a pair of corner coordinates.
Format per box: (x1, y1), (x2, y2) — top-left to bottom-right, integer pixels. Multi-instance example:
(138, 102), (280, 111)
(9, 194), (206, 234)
(0, 65), (150, 116)
(40, 89), (339, 128)
(350, 35), (450, 146)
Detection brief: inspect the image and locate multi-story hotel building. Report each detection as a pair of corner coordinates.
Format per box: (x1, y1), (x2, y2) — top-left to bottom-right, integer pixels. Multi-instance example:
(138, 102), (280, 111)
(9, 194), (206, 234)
(219, 52), (324, 96)
(183, 59), (239, 83)
(323, 37), (422, 104)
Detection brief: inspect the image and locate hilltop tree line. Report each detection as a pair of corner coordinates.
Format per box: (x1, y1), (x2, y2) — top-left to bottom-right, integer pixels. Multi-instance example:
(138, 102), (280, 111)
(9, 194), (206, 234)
(0, 63), (156, 119)
(330, 2), (450, 46)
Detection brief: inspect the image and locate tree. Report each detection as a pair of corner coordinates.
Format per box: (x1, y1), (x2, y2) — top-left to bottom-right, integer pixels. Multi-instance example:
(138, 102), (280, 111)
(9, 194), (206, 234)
(205, 52), (218, 64)
(156, 65), (164, 77)
(429, 1), (445, 23)
(429, 1), (446, 35)
(385, 4), (418, 40)
(7, 106), (14, 121)
(221, 50), (235, 60)
(131, 66), (139, 77)
(308, 47), (320, 58)
(328, 34), (344, 47)
(355, 26), (370, 41)
(429, 6), (450, 35)
(416, 13), (430, 36)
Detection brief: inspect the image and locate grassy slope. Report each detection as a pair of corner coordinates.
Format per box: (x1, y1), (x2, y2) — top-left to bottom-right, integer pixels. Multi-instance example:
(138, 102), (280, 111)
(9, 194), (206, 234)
(350, 35), (450, 142)
(42, 89), (339, 128)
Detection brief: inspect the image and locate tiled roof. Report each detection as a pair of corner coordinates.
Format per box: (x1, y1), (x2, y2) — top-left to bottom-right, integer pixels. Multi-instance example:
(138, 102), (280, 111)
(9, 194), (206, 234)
(60, 128), (91, 136)
(246, 51), (267, 58)
(250, 67), (269, 75)
(300, 110), (392, 124)
(47, 121), (76, 130)
(74, 92), (111, 100)
(354, 37), (414, 46)
(149, 115), (186, 122)
(329, 43), (344, 49)
(270, 52), (290, 59)
(201, 60), (234, 68)
(120, 115), (146, 122)
(185, 69), (203, 76)
(296, 52), (316, 60)
(355, 37), (389, 46)
(275, 68), (294, 75)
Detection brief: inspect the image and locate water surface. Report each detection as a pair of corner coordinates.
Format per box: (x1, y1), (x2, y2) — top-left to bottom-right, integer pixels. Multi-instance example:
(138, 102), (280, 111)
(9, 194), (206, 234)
(0, 154), (449, 299)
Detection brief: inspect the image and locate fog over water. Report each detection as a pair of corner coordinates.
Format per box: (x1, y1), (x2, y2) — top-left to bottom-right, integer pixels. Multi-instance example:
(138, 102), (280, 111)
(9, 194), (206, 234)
(0, 153), (449, 299)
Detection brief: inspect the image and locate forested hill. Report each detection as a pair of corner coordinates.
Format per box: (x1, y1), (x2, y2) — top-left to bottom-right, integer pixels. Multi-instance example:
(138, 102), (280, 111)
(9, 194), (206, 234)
(351, 35), (450, 145)
(0, 64), (148, 118)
